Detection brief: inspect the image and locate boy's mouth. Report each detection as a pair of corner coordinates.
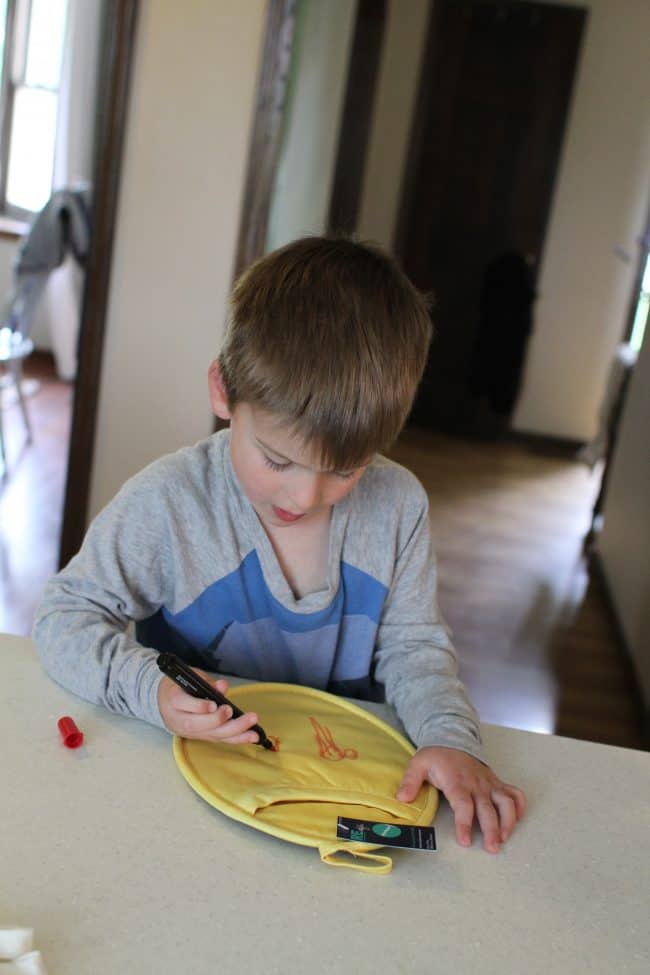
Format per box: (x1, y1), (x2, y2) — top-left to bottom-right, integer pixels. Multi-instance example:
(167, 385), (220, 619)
(272, 505), (305, 523)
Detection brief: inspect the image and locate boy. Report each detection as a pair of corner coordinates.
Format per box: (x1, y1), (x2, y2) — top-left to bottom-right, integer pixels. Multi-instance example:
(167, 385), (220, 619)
(34, 237), (525, 853)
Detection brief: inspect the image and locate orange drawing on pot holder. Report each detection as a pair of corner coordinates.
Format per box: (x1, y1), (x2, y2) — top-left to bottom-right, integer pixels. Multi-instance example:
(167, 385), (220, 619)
(309, 717), (358, 761)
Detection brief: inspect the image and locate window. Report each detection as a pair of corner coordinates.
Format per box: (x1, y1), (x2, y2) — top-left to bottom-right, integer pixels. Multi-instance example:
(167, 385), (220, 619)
(0, 0), (68, 219)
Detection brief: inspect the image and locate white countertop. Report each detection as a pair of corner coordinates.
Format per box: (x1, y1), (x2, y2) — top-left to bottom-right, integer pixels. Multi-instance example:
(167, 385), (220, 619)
(2, 633), (649, 974)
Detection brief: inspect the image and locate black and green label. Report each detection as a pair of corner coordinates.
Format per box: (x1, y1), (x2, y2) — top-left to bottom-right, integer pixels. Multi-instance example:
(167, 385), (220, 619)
(336, 817), (437, 852)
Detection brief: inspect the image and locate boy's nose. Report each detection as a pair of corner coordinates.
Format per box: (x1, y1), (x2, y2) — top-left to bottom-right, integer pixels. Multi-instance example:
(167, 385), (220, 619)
(289, 472), (325, 512)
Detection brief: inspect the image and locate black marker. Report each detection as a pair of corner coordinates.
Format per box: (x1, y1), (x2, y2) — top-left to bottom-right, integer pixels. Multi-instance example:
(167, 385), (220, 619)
(157, 652), (275, 751)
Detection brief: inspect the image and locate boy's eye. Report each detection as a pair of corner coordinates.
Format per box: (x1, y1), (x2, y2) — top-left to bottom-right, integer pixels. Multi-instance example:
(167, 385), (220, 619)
(261, 452), (359, 478)
(263, 455), (291, 472)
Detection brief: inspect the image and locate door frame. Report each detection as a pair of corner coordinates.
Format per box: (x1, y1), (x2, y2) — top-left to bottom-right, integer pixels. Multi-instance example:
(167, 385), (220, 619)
(232, 0), (298, 279)
(58, 0), (140, 567)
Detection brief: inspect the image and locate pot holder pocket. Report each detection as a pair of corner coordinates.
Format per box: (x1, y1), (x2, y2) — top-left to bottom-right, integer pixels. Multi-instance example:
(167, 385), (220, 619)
(173, 683), (438, 874)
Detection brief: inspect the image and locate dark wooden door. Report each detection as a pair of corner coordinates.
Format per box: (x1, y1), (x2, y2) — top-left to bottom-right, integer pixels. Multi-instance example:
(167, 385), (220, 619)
(396, 0), (586, 433)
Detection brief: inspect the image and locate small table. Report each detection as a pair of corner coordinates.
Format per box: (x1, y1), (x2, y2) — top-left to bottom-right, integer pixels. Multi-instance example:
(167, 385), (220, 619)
(2, 634), (649, 974)
(0, 327), (34, 472)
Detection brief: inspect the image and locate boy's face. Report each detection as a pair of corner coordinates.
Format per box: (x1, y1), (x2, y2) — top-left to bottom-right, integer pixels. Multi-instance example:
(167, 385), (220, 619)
(229, 404), (368, 530)
(209, 363), (368, 530)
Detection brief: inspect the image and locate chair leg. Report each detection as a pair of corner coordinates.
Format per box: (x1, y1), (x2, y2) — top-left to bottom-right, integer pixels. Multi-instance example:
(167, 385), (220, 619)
(10, 359), (32, 443)
(0, 392), (6, 474)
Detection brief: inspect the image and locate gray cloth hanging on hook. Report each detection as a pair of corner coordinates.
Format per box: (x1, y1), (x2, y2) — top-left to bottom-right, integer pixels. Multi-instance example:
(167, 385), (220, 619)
(6, 186), (92, 334)
(15, 186), (92, 274)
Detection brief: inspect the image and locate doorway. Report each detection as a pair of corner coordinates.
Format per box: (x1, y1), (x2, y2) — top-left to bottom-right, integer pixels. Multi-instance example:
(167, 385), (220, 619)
(0, 0), (138, 632)
(396, 0), (586, 434)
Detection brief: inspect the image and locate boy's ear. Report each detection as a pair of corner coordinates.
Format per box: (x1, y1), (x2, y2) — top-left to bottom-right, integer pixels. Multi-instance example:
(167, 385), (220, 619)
(208, 360), (232, 420)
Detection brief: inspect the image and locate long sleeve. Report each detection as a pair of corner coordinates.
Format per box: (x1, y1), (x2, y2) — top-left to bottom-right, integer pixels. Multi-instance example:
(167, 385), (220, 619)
(32, 467), (172, 728)
(373, 487), (484, 761)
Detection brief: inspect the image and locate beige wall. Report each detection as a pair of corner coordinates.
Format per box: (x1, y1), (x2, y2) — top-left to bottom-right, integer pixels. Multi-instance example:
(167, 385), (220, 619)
(88, 0), (266, 519)
(598, 329), (650, 709)
(514, 0), (650, 440)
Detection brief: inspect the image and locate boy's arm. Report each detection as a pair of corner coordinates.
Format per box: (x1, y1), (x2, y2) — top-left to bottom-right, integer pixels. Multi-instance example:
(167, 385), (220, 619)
(372, 488), (483, 761)
(373, 486), (526, 851)
(33, 474), (171, 727)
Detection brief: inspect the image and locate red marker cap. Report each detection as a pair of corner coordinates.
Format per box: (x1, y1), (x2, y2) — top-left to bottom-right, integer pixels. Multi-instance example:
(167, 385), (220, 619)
(57, 716), (84, 748)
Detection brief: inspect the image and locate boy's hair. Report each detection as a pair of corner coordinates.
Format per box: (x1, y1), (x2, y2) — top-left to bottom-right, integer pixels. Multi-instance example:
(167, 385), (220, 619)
(219, 236), (432, 470)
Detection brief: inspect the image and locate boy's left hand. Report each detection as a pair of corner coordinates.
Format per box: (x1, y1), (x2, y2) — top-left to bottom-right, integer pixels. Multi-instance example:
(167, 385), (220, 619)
(396, 746), (526, 854)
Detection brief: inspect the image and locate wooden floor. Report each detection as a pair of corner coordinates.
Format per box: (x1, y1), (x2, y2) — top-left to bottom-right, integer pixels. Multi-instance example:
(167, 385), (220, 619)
(0, 353), (72, 635)
(1, 354), (644, 750)
(390, 428), (644, 750)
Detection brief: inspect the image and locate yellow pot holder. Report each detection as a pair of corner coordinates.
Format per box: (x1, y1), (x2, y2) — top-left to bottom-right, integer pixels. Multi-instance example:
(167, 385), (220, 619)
(173, 682), (438, 874)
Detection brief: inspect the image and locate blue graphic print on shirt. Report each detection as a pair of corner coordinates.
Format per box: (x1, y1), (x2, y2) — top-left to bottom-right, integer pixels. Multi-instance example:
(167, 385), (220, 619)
(137, 551), (388, 697)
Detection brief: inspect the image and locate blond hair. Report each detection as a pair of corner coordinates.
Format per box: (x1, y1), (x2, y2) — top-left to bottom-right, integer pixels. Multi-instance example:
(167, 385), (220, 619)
(219, 236), (432, 470)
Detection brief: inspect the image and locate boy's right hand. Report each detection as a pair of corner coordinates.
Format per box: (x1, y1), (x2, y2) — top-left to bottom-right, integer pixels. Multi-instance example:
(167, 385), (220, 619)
(157, 671), (262, 744)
